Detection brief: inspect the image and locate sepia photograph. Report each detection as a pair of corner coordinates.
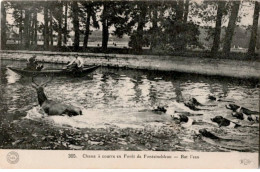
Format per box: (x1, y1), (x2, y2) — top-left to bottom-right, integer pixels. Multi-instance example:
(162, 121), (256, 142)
(0, 0), (259, 169)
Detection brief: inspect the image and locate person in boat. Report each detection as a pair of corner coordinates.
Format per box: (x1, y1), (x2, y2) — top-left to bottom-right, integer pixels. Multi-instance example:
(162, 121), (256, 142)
(66, 55), (84, 72)
(25, 55), (43, 71)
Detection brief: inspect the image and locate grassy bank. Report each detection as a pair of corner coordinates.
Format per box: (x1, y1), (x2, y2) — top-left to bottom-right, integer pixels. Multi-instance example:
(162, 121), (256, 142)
(1, 50), (260, 80)
(3, 45), (259, 62)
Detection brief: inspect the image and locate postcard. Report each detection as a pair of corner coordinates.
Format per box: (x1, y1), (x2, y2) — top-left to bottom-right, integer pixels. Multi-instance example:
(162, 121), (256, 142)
(0, 0), (259, 169)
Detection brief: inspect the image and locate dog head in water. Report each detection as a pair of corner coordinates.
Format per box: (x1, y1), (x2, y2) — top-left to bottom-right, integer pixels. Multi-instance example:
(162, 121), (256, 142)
(211, 116), (230, 127)
(231, 112), (244, 120)
(225, 104), (240, 111)
(171, 114), (189, 123)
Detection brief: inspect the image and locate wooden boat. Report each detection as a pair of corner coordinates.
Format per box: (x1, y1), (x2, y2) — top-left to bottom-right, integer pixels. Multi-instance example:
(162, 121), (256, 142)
(7, 65), (100, 77)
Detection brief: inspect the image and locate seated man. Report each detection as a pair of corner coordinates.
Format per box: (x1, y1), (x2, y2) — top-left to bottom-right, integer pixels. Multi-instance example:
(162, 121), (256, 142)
(66, 55), (84, 71)
(25, 55), (43, 71)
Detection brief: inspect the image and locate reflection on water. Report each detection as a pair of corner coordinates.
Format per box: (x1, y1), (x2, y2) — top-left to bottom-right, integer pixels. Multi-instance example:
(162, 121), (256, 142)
(6, 69), (21, 84)
(0, 59), (259, 151)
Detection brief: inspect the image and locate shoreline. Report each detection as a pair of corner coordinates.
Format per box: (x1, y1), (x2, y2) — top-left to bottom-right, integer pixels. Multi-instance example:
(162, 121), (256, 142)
(1, 50), (259, 80)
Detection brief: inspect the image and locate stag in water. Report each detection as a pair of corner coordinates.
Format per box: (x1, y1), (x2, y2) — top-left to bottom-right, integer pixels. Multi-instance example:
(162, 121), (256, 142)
(31, 76), (82, 116)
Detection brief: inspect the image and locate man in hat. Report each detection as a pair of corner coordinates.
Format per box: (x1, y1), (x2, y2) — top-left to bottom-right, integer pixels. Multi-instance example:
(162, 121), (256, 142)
(25, 55), (43, 71)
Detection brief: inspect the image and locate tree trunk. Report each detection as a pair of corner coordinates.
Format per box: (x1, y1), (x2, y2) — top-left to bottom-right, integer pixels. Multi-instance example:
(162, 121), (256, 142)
(44, 5), (49, 50)
(34, 10), (37, 45)
(72, 1), (80, 51)
(57, 2), (62, 48)
(176, 0), (184, 21)
(1, 2), (7, 50)
(102, 19), (109, 51)
(83, 9), (91, 50)
(24, 9), (30, 49)
(134, 4), (147, 53)
(102, 3), (109, 51)
(222, 1), (240, 56)
(31, 13), (34, 45)
(49, 10), (53, 46)
(63, 2), (68, 45)
(211, 1), (225, 55)
(19, 10), (23, 45)
(183, 0), (189, 23)
(180, 0), (190, 51)
(248, 1), (259, 56)
(150, 7), (158, 50)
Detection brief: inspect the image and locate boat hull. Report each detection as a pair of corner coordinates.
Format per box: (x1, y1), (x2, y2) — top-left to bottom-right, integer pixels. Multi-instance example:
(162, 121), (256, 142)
(7, 65), (100, 77)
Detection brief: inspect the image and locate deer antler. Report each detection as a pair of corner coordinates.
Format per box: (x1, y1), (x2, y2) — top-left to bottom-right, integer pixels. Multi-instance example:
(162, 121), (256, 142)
(31, 75), (53, 87)
(40, 76), (53, 87)
(32, 76), (39, 87)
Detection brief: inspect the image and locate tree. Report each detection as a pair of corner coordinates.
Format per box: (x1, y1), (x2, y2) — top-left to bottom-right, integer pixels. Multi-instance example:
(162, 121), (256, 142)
(248, 1), (259, 56)
(30, 11), (34, 45)
(176, 0), (184, 21)
(23, 7), (30, 49)
(49, 9), (53, 46)
(19, 9), (23, 45)
(144, 2), (172, 52)
(42, 2), (63, 49)
(155, 1), (201, 52)
(162, 18), (201, 52)
(1, 1), (7, 50)
(124, 2), (149, 53)
(101, 2), (109, 50)
(181, 0), (190, 50)
(71, 1), (80, 51)
(10, 2), (24, 45)
(166, 0), (195, 51)
(112, 2), (150, 52)
(223, 1), (240, 56)
(44, 3), (49, 50)
(28, 2), (42, 47)
(84, 6), (91, 49)
(183, 0), (190, 23)
(50, 1), (64, 48)
(149, 2), (160, 50)
(211, 1), (225, 55)
(57, 2), (63, 48)
(10, 2), (34, 49)
(132, 2), (148, 52)
(81, 1), (100, 50)
(115, 1), (200, 53)
(33, 9), (37, 45)
(100, 1), (130, 51)
(113, 1), (165, 52)
(63, 1), (68, 45)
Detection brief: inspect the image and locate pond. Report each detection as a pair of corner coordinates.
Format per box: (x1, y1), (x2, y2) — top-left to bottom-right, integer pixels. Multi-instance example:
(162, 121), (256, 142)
(0, 59), (259, 151)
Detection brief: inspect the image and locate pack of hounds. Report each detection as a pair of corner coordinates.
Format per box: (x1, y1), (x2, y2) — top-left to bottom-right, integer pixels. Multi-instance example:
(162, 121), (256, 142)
(152, 95), (259, 140)
(31, 77), (258, 141)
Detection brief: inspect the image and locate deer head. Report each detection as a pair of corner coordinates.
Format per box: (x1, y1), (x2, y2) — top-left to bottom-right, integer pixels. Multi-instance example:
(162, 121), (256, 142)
(31, 76), (52, 106)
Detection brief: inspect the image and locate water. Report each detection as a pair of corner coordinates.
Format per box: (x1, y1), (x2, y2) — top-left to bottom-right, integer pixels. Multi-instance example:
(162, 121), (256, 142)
(0, 59), (259, 151)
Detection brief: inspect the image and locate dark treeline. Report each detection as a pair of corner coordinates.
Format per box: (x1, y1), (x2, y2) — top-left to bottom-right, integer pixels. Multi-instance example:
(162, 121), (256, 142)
(1, 0), (259, 58)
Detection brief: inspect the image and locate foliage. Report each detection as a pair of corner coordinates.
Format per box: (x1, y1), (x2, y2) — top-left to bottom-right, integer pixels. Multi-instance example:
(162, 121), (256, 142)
(2, 0), (258, 56)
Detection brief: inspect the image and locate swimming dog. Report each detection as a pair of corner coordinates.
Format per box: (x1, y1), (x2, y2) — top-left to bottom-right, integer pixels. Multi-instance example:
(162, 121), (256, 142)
(231, 112), (259, 122)
(184, 100), (209, 111)
(208, 95), (233, 102)
(198, 129), (220, 140)
(171, 113), (194, 127)
(226, 104), (259, 115)
(152, 106), (167, 114)
(211, 116), (240, 128)
(190, 98), (203, 106)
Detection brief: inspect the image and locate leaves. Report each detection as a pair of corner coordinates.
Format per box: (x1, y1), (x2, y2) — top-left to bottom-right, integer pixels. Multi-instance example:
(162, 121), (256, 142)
(3, 0), (257, 54)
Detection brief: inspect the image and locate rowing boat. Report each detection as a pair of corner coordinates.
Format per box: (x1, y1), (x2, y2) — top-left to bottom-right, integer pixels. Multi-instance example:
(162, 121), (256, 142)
(7, 65), (100, 77)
